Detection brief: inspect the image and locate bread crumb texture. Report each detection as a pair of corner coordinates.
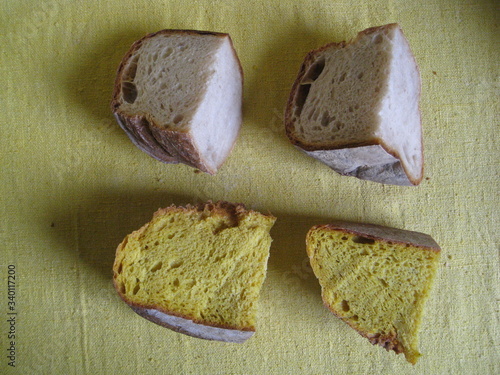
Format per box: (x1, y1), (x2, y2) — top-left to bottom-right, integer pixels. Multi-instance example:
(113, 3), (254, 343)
(113, 201), (275, 332)
(116, 32), (223, 130)
(306, 223), (440, 364)
(111, 30), (243, 174)
(285, 23), (423, 185)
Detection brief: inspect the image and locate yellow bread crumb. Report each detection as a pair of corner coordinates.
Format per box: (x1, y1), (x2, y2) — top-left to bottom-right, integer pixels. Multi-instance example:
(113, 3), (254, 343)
(113, 201), (276, 341)
(306, 222), (440, 364)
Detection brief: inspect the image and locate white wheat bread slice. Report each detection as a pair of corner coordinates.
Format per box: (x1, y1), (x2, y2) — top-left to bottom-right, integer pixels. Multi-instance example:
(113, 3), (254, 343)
(113, 201), (276, 343)
(285, 24), (423, 186)
(111, 30), (243, 174)
(306, 221), (440, 364)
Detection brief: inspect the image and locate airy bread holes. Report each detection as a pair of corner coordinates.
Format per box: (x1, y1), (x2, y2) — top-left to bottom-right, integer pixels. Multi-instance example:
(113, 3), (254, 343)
(150, 261), (163, 272)
(302, 57), (326, 84)
(173, 114), (184, 124)
(122, 55), (140, 104)
(333, 120), (344, 130)
(122, 82), (138, 104)
(132, 283), (140, 295)
(123, 55), (139, 82)
(373, 34), (384, 44)
(294, 84), (311, 117)
(162, 47), (173, 58)
(294, 58), (327, 118)
(213, 221), (233, 235)
(352, 236), (375, 244)
(169, 260), (183, 269)
(379, 278), (389, 287)
(321, 111), (333, 127)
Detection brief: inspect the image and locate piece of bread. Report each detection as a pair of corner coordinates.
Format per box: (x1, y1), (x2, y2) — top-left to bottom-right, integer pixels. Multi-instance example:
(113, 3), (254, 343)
(111, 30), (243, 175)
(113, 201), (276, 343)
(306, 221), (440, 364)
(285, 24), (423, 186)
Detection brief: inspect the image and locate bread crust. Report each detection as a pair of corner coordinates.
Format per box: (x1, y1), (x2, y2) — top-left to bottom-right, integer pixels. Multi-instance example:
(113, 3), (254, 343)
(284, 24), (423, 186)
(129, 305), (254, 343)
(150, 200), (276, 224)
(111, 30), (243, 175)
(113, 279), (255, 343)
(308, 221), (441, 252)
(113, 201), (275, 343)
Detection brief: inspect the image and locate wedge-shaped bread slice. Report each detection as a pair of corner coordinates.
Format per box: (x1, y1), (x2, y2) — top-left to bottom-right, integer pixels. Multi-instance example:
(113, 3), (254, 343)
(113, 201), (276, 343)
(111, 30), (243, 174)
(306, 222), (440, 364)
(285, 24), (423, 185)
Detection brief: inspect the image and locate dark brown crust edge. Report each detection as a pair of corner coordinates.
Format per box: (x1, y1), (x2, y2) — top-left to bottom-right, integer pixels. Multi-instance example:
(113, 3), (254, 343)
(284, 23), (424, 185)
(322, 299), (406, 355)
(111, 30), (244, 175)
(309, 221), (441, 252)
(151, 200), (277, 224)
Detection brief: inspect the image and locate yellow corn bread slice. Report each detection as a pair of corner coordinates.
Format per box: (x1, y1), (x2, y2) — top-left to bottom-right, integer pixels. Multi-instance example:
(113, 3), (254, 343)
(113, 201), (276, 342)
(306, 222), (440, 364)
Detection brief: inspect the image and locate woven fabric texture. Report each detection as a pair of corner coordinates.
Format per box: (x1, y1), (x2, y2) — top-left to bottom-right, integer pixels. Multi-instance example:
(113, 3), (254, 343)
(0, 0), (498, 374)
